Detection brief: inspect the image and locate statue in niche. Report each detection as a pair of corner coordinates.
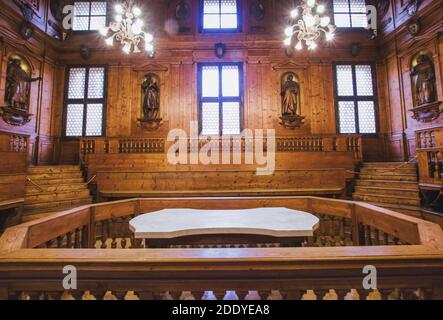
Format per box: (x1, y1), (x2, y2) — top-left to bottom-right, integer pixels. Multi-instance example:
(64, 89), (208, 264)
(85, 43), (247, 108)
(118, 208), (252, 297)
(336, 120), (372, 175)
(1, 54), (40, 126)
(138, 73), (162, 130)
(411, 54), (436, 106)
(279, 72), (304, 129)
(409, 52), (441, 122)
(5, 57), (40, 110)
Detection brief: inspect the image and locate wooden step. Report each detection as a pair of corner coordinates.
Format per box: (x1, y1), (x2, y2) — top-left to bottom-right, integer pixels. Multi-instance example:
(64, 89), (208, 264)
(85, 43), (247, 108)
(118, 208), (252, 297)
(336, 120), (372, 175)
(25, 183), (87, 193)
(23, 198), (92, 211)
(355, 179), (419, 190)
(27, 165), (80, 174)
(360, 167), (417, 175)
(26, 177), (85, 185)
(353, 193), (421, 206)
(26, 172), (83, 180)
(354, 186), (419, 197)
(357, 173), (418, 182)
(25, 189), (91, 203)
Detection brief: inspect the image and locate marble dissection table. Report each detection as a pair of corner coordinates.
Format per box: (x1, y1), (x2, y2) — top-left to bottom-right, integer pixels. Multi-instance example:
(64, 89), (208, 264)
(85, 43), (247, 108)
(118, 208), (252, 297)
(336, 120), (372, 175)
(129, 207), (320, 248)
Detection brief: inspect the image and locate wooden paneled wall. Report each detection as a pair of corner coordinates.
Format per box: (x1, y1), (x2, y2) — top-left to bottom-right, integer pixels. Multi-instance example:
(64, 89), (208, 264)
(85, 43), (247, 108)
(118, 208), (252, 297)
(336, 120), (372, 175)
(377, 0), (443, 161)
(1, 0), (442, 165)
(0, 0), (63, 165)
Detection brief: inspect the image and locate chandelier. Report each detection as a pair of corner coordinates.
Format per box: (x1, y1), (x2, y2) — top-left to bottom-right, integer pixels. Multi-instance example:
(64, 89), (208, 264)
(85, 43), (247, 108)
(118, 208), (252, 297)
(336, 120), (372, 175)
(284, 0), (336, 51)
(100, 0), (154, 55)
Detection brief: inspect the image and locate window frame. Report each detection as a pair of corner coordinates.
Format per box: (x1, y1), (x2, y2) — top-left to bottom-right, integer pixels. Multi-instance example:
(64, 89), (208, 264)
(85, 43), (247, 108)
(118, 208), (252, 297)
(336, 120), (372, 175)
(332, 0), (368, 30)
(72, 1), (109, 33)
(197, 62), (244, 136)
(333, 62), (379, 136)
(63, 65), (108, 139)
(199, 0), (242, 33)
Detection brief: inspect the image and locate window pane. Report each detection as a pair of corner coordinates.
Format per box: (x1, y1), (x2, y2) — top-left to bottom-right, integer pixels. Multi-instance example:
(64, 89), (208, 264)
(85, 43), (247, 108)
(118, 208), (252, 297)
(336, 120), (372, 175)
(73, 16), (89, 31)
(66, 104), (84, 136)
(202, 103), (219, 135)
(336, 65), (354, 96)
(355, 65), (373, 96)
(90, 2), (107, 15)
(222, 66), (239, 97)
(86, 104), (103, 136)
(203, 14), (220, 29)
(338, 101), (356, 134)
(358, 101), (376, 134)
(223, 102), (240, 135)
(350, 0), (366, 13)
(68, 68), (86, 99)
(88, 68), (105, 99)
(202, 66), (219, 97)
(221, 14), (238, 29)
(351, 14), (368, 28)
(334, 0), (350, 12)
(334, 14), (351, 28)
(74, 2), (90, 16)
(204, 0), (220, 14)
(90, 16), (106, 30)
(221, 0), (237, 14)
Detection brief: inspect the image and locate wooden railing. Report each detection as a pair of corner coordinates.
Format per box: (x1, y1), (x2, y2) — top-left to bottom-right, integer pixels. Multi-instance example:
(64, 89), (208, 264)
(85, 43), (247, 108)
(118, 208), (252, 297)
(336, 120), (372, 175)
(0, 131), (29, 153)
(416, 127), (443, 187)
(0, 197), (442, 300)
(80, 135), (363, 162)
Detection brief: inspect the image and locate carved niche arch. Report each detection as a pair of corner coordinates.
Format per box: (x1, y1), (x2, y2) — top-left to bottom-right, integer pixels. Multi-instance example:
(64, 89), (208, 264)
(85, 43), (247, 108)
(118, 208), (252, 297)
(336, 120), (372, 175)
(280, 72), (305, 129)
(409, 51), (441, 122)
(0, 53), (38, 126)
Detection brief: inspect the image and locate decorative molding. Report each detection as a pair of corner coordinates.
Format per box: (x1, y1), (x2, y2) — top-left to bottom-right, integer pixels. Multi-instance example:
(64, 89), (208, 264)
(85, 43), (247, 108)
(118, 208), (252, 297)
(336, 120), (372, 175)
(409, 101), (442, 123)
(132, 63), (169, 72)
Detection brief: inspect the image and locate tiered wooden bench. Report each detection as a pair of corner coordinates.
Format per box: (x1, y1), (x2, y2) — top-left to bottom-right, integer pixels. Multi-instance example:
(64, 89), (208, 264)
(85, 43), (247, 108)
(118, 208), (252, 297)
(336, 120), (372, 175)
(97, 169), (347, 200)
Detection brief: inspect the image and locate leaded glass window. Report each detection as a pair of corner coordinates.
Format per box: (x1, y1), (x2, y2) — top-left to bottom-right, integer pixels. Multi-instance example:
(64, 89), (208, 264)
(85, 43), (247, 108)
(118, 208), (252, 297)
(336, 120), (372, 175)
(198, 63), (243, 136)
(64, 66), (107, 137)
(72, 1), (107, 31)
(334, 63), (377, 134)
(201, 0), (240, 31)
(333, 0), (368, 28)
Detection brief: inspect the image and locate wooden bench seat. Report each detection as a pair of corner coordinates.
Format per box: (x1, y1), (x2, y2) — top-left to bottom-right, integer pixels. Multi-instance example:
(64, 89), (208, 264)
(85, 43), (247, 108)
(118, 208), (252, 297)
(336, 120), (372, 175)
(0, 198), (24, 232)
(100, 188), (343, 199)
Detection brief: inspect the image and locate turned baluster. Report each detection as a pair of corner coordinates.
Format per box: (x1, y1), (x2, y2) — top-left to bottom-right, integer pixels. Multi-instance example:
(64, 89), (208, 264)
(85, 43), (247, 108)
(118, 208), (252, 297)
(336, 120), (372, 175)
(374, 229), (380, 246)
(56, 236), (64, 248)
(81, 225), (88, 248)
(366, 225), (373, 245)
(74, 228), (81, 248)
(100, 220), (108, 248)
(66, 232), (73, 248)
(383, 232), (389, 245)
(111, 219), (118, 249)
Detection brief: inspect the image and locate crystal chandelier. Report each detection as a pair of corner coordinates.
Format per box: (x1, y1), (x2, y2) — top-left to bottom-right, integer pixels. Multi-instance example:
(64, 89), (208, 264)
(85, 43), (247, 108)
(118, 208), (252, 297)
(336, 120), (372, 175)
(283, 0), (336, 51)
(100, 0), (154, 55)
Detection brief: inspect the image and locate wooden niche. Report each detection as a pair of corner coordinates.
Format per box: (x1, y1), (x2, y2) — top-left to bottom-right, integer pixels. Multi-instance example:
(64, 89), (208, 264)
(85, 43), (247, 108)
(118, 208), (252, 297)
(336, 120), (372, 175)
(409, 51), (442, 122)
(280, 72), (305, 129)
(138, 73), (162, 131)
(0, 54), (40, 126)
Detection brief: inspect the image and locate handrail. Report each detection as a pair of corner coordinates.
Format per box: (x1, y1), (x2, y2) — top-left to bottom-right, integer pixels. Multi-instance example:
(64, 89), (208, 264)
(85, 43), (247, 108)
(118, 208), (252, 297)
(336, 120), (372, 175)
(25, 176), (46, 192)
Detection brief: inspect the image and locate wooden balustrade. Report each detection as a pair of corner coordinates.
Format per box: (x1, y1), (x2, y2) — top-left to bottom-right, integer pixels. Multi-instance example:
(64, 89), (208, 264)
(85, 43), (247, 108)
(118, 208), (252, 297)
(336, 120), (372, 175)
(80, 135), (362, 160)
(1, 197), (442, 300)
(416, 127), (443, 189)
(0, 131), (29, 153)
